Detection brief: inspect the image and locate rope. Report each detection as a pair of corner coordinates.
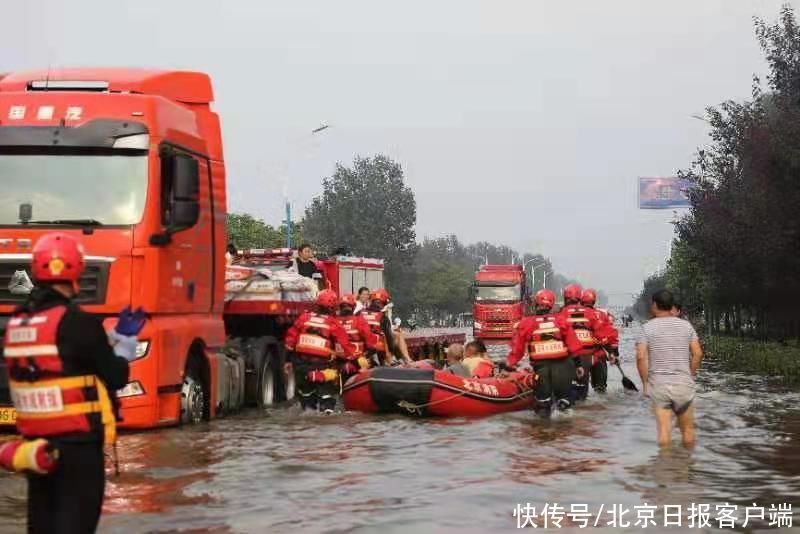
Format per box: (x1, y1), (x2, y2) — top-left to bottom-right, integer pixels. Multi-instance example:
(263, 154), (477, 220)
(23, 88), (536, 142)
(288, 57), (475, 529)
(396, 388), (471, 415)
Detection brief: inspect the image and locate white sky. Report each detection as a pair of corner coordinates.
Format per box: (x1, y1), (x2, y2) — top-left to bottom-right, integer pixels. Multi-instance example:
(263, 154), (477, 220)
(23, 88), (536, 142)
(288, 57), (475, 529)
(5, 0), (792, 305)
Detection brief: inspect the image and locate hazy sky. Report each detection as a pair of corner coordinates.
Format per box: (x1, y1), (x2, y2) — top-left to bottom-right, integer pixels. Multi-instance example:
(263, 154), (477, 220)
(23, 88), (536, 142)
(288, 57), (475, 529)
(5, 0), (793, 305)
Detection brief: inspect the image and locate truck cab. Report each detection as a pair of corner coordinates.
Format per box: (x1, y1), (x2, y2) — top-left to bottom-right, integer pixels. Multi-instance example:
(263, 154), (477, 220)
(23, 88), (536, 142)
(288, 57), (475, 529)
(0, 69), (227, 429)
(472, 265), (527, 341)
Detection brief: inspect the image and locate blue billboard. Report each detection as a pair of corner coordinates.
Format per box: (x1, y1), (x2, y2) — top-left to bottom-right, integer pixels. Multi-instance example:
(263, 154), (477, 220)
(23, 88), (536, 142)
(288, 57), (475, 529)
(638, 177), (693, 209)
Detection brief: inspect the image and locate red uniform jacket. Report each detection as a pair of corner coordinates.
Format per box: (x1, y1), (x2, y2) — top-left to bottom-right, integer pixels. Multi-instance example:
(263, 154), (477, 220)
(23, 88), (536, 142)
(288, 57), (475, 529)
(338, 314), (380, 353)
(556, 304), (614, 357)
(589, 307), (619, 355)
(507, 313), (583, 368)
(285, 312), (356, 360)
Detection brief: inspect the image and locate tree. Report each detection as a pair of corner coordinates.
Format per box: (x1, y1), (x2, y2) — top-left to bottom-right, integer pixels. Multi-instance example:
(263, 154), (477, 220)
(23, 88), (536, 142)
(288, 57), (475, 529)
(304, 155), (417, 310)
(226, 213), (306, 251)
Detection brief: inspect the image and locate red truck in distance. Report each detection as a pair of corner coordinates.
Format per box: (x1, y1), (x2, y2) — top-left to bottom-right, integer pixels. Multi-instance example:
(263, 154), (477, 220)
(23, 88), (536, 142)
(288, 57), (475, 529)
(472, 265), (528, 342)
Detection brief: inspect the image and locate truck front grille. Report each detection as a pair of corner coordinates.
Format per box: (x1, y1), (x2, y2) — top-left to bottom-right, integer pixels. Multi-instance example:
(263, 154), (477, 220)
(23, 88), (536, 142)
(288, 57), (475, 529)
(0, 261), (110, 305)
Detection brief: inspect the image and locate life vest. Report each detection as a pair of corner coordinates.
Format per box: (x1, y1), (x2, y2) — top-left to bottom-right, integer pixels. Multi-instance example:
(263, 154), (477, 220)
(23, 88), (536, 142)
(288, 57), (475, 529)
(462, 357), (494, 379)
(336, 316), (365, 356)
(295, 313), (335, 359)
(562, 305), (597, 351)
(3, 305), (116, 445)
(526, 315), (569, 360)
(359, 310), (386, 352)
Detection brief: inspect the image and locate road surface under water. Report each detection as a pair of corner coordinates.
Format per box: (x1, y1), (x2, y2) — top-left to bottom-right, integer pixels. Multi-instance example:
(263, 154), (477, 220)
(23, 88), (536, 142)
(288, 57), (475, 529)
(1, 328), (799, 533)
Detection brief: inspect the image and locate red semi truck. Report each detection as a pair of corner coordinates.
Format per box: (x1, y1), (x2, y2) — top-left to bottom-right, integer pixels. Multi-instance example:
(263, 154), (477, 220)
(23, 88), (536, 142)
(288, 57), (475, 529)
(472, 265), (528, 342)
(0, 68), (463, 430)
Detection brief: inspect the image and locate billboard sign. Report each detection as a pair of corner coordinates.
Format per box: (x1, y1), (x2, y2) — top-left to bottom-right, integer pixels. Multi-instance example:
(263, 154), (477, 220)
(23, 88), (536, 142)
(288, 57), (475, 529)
(638, 177), (692, 209)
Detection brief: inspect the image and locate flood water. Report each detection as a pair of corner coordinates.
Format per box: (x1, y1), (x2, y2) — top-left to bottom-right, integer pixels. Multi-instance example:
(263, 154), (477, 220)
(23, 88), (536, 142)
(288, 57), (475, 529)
(1, 328), (799, 533)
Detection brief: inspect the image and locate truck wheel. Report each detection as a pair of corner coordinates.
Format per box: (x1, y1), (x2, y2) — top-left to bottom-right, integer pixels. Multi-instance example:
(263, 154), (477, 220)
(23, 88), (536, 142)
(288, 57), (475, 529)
(181, 373), (205, 424)
(282, 367), (295, 402)
(257, 359), (276, 408)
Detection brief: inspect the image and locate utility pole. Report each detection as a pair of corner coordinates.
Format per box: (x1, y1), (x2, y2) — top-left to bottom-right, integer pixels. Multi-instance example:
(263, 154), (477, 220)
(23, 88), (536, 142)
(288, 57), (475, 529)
(284, 201), (293, 249)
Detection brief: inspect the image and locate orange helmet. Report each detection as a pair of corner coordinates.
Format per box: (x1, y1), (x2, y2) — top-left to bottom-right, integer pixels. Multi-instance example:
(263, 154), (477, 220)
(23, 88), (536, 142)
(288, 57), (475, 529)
(534, 289), (556, 309)
(563, 284), (583, 303)
(316, 289), (339, 310)
(370, 288), (390, 304)
(339, 293), (357, 308)
(580, 289), (597, 306)
(32, 233), (85, 286)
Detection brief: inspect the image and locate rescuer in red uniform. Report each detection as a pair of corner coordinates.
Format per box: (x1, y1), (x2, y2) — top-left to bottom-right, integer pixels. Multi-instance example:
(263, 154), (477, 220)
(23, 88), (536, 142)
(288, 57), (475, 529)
(358, 289), (411, 365)
(581, 288), (619, 393)
(1, 233), (140, 534)
(336, 293), (379, 374)
(557, 284), (611, 402)
(285, 290), (355, 412)
(506, 289), (582, 417)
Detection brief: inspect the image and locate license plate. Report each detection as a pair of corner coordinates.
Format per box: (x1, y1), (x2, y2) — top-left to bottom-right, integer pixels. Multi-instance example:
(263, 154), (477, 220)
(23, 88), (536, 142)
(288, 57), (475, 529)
(0, 407), (17, 425)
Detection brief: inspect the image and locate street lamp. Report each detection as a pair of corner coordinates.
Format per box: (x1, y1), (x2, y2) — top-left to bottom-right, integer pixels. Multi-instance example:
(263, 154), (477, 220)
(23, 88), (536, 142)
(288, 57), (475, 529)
(284, 122), (331, 248)
(523, 259), (549, 290)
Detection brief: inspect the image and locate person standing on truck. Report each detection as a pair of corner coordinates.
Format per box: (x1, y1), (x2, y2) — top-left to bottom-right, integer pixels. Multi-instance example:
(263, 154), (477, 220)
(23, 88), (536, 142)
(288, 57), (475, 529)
(557, 284), (613, 402)
(1, 233), (142, 534)
(354, 286), (371, 314)
(336, 293), (379, 373)
(290, 243), (321, 279)
(285, 290), (356, 413)
(580, 289), (619, 394)
(357, 289), (412, 365)
(506, 289), (582, 417)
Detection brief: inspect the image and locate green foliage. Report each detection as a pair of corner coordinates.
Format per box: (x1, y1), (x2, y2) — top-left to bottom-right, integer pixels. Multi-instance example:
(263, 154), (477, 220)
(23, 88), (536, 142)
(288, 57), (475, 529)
(303, 155), (417, 309)
(704, 335), (800, 385)
(637, 5), (800, 338)
(226, 212), (304, 250)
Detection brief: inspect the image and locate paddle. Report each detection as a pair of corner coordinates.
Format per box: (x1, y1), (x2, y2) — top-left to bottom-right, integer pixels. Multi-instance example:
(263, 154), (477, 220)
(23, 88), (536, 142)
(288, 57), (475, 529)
(604, 348), (639, 392)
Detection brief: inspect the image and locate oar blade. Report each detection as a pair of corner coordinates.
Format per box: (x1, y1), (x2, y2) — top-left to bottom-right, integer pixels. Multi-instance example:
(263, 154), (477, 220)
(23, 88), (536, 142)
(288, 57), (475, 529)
(621, 375), (639, 392)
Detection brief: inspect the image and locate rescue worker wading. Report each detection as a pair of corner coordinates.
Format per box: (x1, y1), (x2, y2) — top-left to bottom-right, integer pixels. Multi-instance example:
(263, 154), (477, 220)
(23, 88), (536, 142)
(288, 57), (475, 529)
(336, 293), (379, 376)
(506, 289), (582, 418)
(581, 288), (619, 393)
(557, 284), (610, 402)
(285, 290), (355, 413)
(1, 233), (141, 534)
(357, 289), (404, 366)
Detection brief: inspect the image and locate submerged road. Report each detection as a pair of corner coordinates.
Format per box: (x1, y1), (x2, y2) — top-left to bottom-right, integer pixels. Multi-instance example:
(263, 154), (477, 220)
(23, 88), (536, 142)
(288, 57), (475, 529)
(1, 328), (799, 533)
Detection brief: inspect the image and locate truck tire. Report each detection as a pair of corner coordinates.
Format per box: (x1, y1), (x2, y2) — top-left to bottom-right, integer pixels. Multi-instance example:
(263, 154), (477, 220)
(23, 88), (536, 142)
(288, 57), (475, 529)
(263, 338), (295, 403)
(257, 358), (276, 408)
(181, 368), (206, 424)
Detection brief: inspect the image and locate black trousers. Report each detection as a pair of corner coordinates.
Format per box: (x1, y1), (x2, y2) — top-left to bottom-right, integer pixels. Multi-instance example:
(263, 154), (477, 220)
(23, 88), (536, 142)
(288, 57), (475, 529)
(292, 357), (339, 411)
(590, 356), (608, 393)
(27, 440), (105, 534)
(572, 354), (593, 402)
(533, 358), (575, 416)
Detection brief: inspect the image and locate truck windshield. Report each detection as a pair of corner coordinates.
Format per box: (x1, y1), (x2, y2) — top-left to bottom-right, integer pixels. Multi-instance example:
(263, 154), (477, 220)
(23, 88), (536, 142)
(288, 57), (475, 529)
(0, 153), (148, 225)
(475, 284), (521, 302)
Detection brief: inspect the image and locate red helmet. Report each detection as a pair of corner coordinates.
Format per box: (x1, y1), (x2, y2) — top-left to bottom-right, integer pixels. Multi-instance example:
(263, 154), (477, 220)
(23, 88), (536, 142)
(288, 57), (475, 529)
(563, 284), (583, 303)
(339, 293), (357, 308)
(580, 289), (597, 306)
(534, 289), (556, 309)
(32, 233), (85, 286)
(316, 289), (339, 309)
(370, 288), (390, 304)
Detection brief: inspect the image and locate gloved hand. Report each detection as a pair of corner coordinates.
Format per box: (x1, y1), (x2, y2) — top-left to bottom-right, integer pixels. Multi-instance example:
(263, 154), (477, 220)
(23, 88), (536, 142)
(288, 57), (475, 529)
(115, 307), (146, 337)
(498, 361), (516, 372)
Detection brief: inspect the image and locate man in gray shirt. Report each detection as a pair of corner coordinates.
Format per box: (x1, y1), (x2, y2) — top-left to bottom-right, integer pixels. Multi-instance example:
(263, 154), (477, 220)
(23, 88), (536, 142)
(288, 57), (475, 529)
(636, 289), (703, 447)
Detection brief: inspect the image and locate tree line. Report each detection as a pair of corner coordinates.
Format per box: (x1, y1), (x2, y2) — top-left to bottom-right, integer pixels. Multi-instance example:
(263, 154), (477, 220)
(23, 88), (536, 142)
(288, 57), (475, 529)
(227, 154), (587, 324)
(634, 5), (800, 340)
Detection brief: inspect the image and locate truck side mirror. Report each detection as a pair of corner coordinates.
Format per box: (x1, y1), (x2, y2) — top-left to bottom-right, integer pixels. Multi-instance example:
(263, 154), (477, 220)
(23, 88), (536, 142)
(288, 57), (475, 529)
(151, 151), (200, 246)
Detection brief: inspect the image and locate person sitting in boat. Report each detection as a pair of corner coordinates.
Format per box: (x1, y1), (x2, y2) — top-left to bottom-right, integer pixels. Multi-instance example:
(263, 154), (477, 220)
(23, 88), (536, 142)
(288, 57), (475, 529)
(443, 343), (471, 378)
(357, 289), (412, 366)
(336, 293), (380, 373)
(461, 341), (495, 379)
(285, 290), (356, 413)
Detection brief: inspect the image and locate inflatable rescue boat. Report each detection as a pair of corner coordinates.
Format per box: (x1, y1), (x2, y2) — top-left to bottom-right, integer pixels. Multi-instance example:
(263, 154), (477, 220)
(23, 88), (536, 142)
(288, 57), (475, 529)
(342, 366), (535, 417)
